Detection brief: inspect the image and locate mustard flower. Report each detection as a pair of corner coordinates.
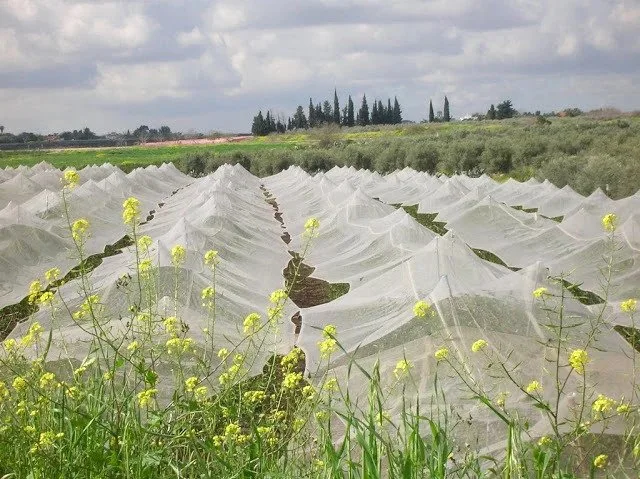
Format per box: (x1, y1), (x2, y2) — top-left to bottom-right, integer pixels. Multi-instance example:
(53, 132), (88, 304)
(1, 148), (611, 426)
(302, 385), (316, 400)
(138, 235), (152, 250)
(12, 376), (28, 392)
(39, 372), (57, 390)
(526, 380), (542, 394)
(127, 340), (140, 353)
(592, 394), (616, 415)
(602, 213), (617, 232)
(318, 337), (337, 358)
(171, 244), (186, 266)
(62, 169), (80, 188)
(185, 376), (199, 392)
(621, 298), (637, 313)
(201, 286), (215, 300)
(138, 258), (153, 275)
(243, 390), (266, 403)
(163, 316), (180, 336)
(3, 338), (18, 353)
(471, 339), (487, 352)
(593, 454), (608, 469)
(323, 377), (338, 391)
(281, 347), (302, 370)
(45, 267), (61, 282)
(39, 291), (55, 305)
(122, 197), (141, 225)
(72, 294), (100, 320)
(71, 218), (90, 242)
(304, 217), (320, 233)
(194, 386), (208, 401)
(269, 289), (288, 304)
(217, 347), (229, 360)
(243, 312), (262, 335)
(413, 300), (433, 318)
(533, 287), (548, 299)
(137, 388), (158, 407)
(28, 280), (42, 304)
(322, 324), (337, 338)
(568, 349), (588, 374)
(224, 422), (241, 438)
(282, 372), (303, 389)
(393, 359), (412, 379)
(538, 436), (552, 447)
(617, 403), (630, 414)
(434, 347), (449, 362)
(0, 381), (8, 400)
(204, 249), (219, 267)
(166, 337), (194, 355)
(29, 431), (64, 454)
(495, 391), (509, 407)
(20, 322), (43, 347)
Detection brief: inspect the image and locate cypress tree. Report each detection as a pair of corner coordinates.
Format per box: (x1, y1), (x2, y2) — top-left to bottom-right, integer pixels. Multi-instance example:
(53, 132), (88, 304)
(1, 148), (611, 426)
(429, 100), (435, 122)
(371, 100), (379, 125)
(358, 95), (369, 126)
(347, 95), (355, 127)
(309, 98), (315, 127)
(333, 89), (340, 125)
(393, 97), (402, 124)
(443, 96), (451, 122)
(341, 105), (348, 126)
(387, 98), (392, 123)
(323, 100), (332, 123)
(315, 103), (323, 124)
(378, 100), (385, 123)
(487, 104), (496, 120)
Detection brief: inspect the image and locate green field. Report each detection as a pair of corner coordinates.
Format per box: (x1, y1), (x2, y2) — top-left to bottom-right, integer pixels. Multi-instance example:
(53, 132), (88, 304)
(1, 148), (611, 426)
(2, 116), (640, 198)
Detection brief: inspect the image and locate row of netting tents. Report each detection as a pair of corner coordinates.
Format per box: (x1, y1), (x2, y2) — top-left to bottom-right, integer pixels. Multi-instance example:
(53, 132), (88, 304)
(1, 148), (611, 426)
(1, 161), (638, 465)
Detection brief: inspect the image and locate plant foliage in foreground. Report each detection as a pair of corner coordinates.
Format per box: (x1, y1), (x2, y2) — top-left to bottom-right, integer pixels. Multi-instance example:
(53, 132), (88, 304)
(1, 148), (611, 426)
(0, 172), (638, 478)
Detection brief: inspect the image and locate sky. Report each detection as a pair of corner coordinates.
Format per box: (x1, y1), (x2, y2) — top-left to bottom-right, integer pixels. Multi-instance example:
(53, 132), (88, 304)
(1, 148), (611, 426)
(1, 0), (640, 134)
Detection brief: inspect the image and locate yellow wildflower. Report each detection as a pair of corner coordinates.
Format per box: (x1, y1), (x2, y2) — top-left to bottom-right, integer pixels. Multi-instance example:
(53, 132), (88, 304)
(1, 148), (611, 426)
(171, 245), (186, 266)
(137, 388), (158, 407)
(304, 217), (320, 235)
(538, 436), (552, 447)
(166, 337), (194, 355)
(71, 218), (90, 242)
(243, 312), (262, 335)
(20, 322), (44, 347)
(185, 377), (199, 392)
(318, 337), (337, 358)
(471, 339), (488, 352)
(45, 267), (61, 282)
(40, 372), (57, 390)
(217, 348), (229, 360)
(621, 298), (637, 313)
(434, 347), (449, 362)
(322, 324), (337, 338)
(122, 197), (141, 225)
(0, 381), (8, 400)
(138, 235), (152, 250)
(302, 385), (316, 399)
(204, 250), (219, 267)
(282, 372), (303, 389)
(602, 213), (617, 232)
(533, 287), (548, 299)
(593, 454), (608, 469)
(243, 390), (266, 403)
(393, 359), (412, 379)
(568, 349), (588, 374)
(617, 403), (630, 414)
(526, 380), (542, 394)
(3, 338), (18, 353)
(269, 289), (288, 304)
(413, 300), (433, 318)
(281, 348), (302, 370)
(323, 378), (338, 391)
(224, 422), (241, 438)
(127, 340), (140, 353)
(138, 258), (153, 275)
(201, 286), (215, 300)
(28, 280), (42, 304)
(163, 316), (180, 336)
(592, 394), (616, 415)
(12, 376), (28, 392)
(495, 392), (509, 407)
(194, 386), (208, 401)
(72, 294), (100, 320)
(39, 291), (55, 305)
(62, 169), (80, 188)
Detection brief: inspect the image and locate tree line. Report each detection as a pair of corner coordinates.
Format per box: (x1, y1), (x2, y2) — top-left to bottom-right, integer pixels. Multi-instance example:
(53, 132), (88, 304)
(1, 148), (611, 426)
(251, 90), (403, 136)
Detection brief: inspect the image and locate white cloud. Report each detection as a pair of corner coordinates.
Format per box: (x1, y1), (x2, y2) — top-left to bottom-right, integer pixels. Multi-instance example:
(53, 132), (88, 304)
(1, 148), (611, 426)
(177, 27), (206, 47)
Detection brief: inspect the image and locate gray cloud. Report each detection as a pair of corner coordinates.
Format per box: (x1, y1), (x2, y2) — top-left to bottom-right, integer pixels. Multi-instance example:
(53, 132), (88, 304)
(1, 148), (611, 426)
(1, 0), (639, 134)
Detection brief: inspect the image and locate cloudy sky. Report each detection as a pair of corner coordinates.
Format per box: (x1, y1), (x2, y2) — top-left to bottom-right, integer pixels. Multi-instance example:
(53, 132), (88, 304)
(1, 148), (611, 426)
(2, 0), (640, 134)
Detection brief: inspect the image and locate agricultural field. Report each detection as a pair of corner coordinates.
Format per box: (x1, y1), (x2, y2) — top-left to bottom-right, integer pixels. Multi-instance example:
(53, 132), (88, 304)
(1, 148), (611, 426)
(0, 160), (638, 477)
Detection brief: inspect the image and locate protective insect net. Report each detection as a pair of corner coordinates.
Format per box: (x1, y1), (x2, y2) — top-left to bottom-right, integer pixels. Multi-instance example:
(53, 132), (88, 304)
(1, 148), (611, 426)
(2, 162), (639, 457)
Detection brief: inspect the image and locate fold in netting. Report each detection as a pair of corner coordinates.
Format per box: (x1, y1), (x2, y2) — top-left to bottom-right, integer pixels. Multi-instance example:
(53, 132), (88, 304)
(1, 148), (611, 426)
(2, 162), (639, 452)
